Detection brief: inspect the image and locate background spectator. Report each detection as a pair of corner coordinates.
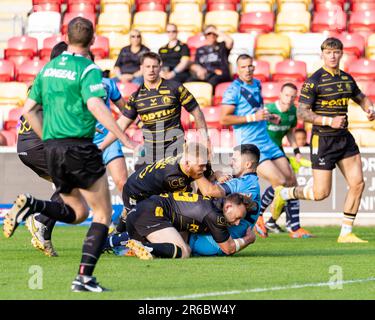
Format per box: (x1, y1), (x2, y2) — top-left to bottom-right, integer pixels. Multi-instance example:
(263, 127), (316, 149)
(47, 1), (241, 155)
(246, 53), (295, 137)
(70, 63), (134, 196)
(294, 128), (309, 147)
(159, 23), (191, 83)
(114, 29), (150, 85)
(189, 25), (233, 88)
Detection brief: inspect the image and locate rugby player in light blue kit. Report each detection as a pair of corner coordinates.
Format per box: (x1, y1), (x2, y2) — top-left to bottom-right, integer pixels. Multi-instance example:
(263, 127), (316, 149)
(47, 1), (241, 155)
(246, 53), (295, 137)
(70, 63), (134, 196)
(220, 54), (299, 238)
(190, 144), (260, 256)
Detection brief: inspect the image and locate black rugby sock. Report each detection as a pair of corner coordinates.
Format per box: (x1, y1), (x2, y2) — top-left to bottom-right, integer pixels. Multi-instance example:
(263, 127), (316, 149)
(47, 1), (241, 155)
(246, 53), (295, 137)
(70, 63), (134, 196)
(144, 243), (182, 259)
(32, 198), (76, 224)
(79, 223), (109, 276)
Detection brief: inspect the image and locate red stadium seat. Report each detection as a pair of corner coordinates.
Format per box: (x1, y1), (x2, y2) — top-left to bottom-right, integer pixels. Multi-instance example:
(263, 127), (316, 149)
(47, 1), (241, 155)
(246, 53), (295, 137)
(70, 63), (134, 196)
(16, 59), (48, 84)
(116, 82), (140, 102)
(253, 59), (270, 83)
(0, 130), (17, 146)
(351, 1), (375, 12)
(261, 82), (284, 104)
(66, 0), (96, 4)
(348, 10), (375, 36)
(0, 60), (15, 82)
(91, 36), (109, 59)
(33, 0), (62, 4)
(186, 34), (206, 60)
(62, 12), (96, 34)
(366, 82), (375, 101)
(67, 2), (96, 13)
(137, 1), (166, 11)
(239, 12), (274, 34)
(3, 107), (23, 131)
(348, 58), (375, 81)
(39, 34), (65, 60)
(314, 1), (344, 12)
(33, 3), (61, 11)
(311, 10), (347, 33)
(194, 106), (223, 129)
(336, 32), (365, 58)
(4, 36), (39, 68)
(213, 82), (231, 106)
(272, 60), (307, 82)
(207, 1), (236, 11)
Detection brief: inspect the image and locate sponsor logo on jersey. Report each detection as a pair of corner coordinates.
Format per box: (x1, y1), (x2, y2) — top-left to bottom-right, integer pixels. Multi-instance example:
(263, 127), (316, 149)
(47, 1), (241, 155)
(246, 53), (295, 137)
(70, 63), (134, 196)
(321, 97), (349, 107)
(43, 68), (77, 80)
(89, 83), (105, 93)
(140, 108), (176, 122)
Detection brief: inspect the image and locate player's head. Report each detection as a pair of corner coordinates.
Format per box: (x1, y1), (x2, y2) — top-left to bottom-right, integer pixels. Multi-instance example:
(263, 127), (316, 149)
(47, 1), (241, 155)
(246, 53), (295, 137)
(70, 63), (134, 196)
(50, 41), (68, 60)
(236, 54), (255, 84)
(67, 17), (95, 48)
(166, 23), (178, 41)
(231, 144), (260, 177)
(321, 37), (343, 70)
(295, 128), (308, 147)
(181, 141), (209, 179)
(279, 83), (297, 111)
(223, 193), (251, 226)
(203, 25), (219, 46)
(140, 52), (162, 83)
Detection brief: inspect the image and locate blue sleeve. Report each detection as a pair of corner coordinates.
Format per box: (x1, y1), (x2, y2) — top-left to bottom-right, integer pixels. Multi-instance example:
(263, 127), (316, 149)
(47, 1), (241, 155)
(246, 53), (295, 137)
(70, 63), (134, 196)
(220, 179), (240, 195)
(222, 82), (238, 105)
(109, 79), (122, 102)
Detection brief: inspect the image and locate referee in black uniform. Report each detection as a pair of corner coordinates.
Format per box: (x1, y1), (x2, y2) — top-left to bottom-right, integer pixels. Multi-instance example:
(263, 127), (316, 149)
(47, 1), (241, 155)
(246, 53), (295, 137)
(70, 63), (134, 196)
(273, 38), (375, 243)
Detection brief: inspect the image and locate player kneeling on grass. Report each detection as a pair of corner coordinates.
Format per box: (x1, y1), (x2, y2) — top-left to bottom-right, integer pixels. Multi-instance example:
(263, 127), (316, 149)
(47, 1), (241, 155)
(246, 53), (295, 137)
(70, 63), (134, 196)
(111, 192), (256, 259)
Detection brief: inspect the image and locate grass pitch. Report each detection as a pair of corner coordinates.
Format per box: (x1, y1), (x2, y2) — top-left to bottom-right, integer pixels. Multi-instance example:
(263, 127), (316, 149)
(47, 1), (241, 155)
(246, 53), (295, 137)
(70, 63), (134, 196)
(1, 226), (375, 300)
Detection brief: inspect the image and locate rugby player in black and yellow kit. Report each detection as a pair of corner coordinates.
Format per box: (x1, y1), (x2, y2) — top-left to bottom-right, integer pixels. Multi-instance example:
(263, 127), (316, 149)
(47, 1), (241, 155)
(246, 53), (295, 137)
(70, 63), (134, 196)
(99, 51), (209, 166)
(273, 38), (375, 243)
(124, 192), (256, 259)
(16, 41), (68, 257)
(112, 141), (212, 235)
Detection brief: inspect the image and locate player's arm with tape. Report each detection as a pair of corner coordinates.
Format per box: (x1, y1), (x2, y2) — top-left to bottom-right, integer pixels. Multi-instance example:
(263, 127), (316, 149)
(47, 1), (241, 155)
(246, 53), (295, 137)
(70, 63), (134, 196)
(218, 227), (256, 255)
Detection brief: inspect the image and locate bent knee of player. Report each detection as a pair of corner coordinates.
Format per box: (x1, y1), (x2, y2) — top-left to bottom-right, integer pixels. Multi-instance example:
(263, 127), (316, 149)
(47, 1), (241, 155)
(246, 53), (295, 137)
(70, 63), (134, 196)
(313, 188), (331, 201)
(72, 206), (90, 224)
(113, 175), (127, 193)
(181, 245), (191, 258)
(349, 180), (365, 195)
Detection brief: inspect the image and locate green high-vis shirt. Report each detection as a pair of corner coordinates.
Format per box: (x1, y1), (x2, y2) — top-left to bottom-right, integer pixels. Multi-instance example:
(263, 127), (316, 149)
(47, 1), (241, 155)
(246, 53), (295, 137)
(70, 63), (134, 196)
(29, 52), (107, 141)
(266, 102), (297, 147)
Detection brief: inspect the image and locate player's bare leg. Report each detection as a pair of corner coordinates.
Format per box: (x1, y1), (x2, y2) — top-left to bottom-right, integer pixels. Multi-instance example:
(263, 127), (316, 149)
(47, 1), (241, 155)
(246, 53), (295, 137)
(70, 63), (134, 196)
(336, 154), (367, 243)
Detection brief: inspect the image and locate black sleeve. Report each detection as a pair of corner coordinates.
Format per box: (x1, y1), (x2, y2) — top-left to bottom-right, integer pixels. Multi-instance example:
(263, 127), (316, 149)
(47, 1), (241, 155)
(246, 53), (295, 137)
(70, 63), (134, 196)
(203, 211), (230, 243)
(121, 94), (138, 120)
(299, 77), (318, 106)
(114, 47), (125, 67)
(350, 75), (362, 98)
(176, 83), (199, 112)
(194, 47), (203, 64)
(180, 44), (190, 58)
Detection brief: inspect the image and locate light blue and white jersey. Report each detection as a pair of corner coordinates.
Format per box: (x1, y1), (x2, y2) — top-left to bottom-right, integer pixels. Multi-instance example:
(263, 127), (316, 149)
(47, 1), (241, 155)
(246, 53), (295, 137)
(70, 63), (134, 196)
(93, 77), (122, 144)
(222, 78), (270, 145)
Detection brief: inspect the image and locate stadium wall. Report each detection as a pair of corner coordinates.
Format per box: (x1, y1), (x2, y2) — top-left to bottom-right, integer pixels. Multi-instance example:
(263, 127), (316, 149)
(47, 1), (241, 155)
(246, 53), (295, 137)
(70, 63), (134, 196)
(1, 147), (375, 226)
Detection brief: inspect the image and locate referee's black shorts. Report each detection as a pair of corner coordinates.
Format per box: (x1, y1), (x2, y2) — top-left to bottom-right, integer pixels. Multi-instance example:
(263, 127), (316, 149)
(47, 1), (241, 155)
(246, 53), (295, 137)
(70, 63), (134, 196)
(17, 142), (50, 179)
(44, 138), (106, 194)
(310, 131), (360, 170)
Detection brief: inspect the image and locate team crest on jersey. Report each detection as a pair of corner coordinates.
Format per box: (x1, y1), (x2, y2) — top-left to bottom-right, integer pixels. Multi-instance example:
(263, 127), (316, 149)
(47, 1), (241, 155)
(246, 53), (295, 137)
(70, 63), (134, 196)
(345, 83), (351, 91)
(162, 96), (172, 104)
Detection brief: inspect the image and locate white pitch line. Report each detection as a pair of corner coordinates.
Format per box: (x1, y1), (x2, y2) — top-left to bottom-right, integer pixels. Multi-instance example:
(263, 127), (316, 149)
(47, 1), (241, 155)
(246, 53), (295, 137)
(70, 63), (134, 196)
(144, 277), (375, 300)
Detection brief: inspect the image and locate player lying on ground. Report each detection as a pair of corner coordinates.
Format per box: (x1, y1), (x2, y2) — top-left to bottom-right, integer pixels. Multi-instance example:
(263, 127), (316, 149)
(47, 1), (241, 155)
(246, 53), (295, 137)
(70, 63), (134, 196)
(114, 141), (216, 234)
(118, 192), (257, 259)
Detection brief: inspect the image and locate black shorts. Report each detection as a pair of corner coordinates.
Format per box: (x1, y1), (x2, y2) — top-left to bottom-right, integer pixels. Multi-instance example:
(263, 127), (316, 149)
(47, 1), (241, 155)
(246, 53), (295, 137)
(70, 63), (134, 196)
(310, 132), (360, 170)
(17, 144), (49, 179)
(44, 138), (106, 194)
(126, 198), (172, 241)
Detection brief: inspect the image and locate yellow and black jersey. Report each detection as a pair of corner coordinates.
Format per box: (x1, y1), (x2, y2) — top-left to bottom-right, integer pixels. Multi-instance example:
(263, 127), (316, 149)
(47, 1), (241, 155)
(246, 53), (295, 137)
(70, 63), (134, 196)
(299, 67), (362, 136)
(17, 113), (43, 151)
(122, 79), (199, 150)
(151, 192), (230, 243)
(124, 155), (194, 201)
(124, 155), (213, 202)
